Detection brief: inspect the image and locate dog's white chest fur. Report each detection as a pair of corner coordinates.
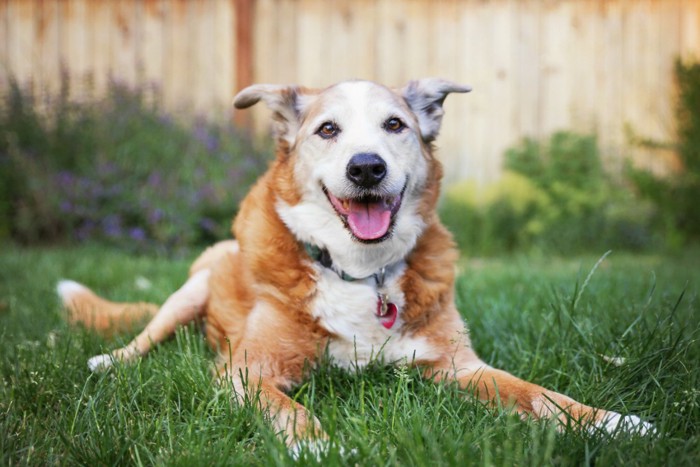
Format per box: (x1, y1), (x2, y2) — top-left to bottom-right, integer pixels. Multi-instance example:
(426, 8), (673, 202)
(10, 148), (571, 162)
(311, 265), (435, 368)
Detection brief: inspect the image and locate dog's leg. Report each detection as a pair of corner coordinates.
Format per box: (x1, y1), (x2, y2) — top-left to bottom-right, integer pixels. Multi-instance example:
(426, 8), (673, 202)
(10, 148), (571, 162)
(429, 355), (654, 435)
(88, 269), (210, 371)
(260, 383), (328, 455)
(218, 362), (328, 458)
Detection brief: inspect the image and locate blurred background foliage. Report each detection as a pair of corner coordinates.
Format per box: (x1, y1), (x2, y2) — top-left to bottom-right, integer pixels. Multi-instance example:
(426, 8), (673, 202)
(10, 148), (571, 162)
(1, 60), (699, 256)
(0, 75), (268, 254)
(441, 132), (657, 255)
(626, 60), (700, 249)
(439, 59), (700, 256)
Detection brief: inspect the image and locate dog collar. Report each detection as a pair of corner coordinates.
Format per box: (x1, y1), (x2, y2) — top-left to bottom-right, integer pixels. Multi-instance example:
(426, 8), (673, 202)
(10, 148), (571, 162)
(303, 242), (399, 329)
(303, 243), (359, 281)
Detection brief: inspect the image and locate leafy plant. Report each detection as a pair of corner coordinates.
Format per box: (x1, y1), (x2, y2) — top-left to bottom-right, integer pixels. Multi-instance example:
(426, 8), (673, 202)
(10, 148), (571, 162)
(441, 132), (656, 255)
(440, 172), (550, 255)
(628, 59), (700, 244)
(0, 76), (268, 252)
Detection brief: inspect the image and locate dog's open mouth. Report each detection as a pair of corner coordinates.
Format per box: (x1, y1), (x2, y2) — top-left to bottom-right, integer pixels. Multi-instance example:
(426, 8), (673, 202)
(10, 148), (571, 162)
(324, 186), (404, 242)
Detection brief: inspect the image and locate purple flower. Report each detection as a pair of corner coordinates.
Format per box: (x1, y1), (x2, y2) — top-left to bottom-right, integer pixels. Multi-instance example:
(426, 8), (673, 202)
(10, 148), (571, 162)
(159, 114), (173, 127)
(193, 184), (215, 204)
(76, 220), (96, 241)
(199, 217), (217, 233)
(148, 208), (164, 224)
(102, 215), (122, 238)
(97, 162), (118, 176)
(59, 201), (73, 213)
(227, 168), (241, 181)
(193, 121), (219, 152)
(193, 123), (208, 142)
(147, 172), (163, 188)
(129, 227), (146, 242)
(205, 135), (219, 152)
(55, 171), (76, 187)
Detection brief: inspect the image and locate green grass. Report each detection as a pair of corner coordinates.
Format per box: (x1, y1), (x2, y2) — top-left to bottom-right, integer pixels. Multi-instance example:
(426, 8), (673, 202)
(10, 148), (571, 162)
(1, 245), (699, 465)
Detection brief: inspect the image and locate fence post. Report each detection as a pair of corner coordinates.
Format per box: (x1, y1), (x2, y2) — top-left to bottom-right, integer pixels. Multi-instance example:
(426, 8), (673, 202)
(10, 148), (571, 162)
(234, 0), (255, 128)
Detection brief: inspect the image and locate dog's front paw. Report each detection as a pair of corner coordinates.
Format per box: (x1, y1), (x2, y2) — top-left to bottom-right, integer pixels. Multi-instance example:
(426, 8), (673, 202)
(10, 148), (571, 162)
(87, 353), (115, 372)
(289, 439), (354, 461)
(289, 439), (330, 461)
(593, 411), (656, 436)
(87, 345), (139, 372)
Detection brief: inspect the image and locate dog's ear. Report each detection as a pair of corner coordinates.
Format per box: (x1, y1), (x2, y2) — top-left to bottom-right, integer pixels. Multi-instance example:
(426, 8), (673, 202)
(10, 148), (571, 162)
(234, 84), (314, 146)
(400, 78), (471, 143)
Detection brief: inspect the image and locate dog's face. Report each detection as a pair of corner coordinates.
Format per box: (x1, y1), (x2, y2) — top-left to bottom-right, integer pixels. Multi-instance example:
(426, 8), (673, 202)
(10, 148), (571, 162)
(295, 81), (425, 243)
(235, 79), (470, 276)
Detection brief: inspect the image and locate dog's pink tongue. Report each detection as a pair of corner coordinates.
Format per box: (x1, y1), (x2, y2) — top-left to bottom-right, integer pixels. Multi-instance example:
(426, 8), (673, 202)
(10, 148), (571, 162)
(347, 200), (392, 240)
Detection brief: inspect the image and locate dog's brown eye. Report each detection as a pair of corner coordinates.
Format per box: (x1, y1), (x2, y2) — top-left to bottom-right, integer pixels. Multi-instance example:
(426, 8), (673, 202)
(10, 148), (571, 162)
(384, 117), (405, 133)
(317, 121), (340, 139)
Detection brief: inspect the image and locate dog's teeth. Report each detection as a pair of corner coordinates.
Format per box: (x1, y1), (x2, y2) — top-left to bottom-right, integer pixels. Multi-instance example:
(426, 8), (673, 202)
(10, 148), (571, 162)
(342, 199), (350, 210)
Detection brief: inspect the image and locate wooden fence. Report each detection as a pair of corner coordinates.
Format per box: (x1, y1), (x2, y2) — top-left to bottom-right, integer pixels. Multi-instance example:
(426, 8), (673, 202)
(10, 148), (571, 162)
(2, 0), (699, 183)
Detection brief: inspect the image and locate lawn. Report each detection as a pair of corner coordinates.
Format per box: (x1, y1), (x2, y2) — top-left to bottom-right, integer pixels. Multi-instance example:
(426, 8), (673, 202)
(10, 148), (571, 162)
(1, 245), (699, 465)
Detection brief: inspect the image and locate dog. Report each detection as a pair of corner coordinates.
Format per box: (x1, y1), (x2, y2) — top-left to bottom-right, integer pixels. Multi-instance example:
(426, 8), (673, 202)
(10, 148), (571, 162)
(58, 78), (652, 455)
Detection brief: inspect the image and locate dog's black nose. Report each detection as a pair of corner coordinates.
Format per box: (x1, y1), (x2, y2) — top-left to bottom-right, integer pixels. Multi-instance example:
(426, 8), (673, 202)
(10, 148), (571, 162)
(346, 153), (387, 188)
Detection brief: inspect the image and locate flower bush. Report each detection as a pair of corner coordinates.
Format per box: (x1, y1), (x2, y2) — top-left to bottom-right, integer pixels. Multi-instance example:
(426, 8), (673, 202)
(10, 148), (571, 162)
(0, 77), (268, 253)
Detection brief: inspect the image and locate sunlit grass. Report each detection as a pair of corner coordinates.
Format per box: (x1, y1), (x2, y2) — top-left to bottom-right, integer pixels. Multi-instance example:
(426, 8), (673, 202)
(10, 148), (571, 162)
(1, 246), (698, 465)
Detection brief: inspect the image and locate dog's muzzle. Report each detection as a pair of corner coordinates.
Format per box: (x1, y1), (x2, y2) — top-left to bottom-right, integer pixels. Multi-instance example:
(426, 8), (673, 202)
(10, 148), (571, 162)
(323, 183), (405, 243)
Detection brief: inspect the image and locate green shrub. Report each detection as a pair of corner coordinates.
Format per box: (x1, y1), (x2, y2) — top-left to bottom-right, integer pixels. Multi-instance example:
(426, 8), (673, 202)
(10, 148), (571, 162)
(628, 59), (700, 244)
(441, 172), (549, 255)
(441, 132), (656, 255)
(507, 131), (605, 193)
(0, 77), (268, 252)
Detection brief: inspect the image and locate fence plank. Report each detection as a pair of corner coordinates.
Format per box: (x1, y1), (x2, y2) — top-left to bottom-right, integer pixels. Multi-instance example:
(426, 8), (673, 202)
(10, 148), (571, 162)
(375, 0), (407, 86)
(681, 0), (700, 60)
(33, 0), (60, 97)
(6, 0), (35, 92)
(112, 0), (137, 88)
(138, 0), (165, 100)
(216, 0), (235, 112)
(234, 0), (251, 103)
(0, 0), (7, 90)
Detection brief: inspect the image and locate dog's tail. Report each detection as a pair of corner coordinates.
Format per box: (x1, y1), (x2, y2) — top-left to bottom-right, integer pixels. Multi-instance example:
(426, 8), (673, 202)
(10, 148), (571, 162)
(57, 280), (158, 337)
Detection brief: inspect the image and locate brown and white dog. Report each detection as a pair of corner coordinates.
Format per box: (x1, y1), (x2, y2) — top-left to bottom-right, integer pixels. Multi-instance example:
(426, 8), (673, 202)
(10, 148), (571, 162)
(58, 78), (652, 455)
